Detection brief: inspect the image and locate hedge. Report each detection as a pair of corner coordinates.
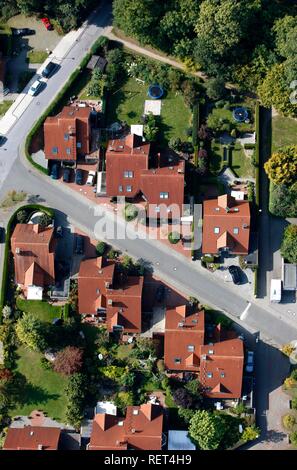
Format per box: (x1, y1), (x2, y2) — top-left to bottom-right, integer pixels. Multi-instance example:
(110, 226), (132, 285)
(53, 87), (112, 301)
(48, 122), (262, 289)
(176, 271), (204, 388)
(192, 103), (200, 148)
(0, 204), (54, 315)
(254, 101), (260, 208)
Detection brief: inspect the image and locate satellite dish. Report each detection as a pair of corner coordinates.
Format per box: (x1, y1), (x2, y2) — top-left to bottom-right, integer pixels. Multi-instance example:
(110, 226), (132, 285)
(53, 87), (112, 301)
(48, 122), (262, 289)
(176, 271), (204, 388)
(98, 353), (103, 360)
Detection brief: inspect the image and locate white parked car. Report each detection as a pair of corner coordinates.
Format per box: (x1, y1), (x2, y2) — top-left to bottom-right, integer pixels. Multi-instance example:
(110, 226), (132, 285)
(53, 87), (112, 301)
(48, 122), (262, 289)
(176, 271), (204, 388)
(245, 351), (254, 373)
(86, 170), (96, 186)
(28, 79), (43, 96)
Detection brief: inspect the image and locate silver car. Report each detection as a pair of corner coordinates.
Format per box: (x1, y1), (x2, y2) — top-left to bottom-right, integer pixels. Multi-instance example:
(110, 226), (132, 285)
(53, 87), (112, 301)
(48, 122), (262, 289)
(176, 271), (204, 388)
(28, 79), (43, 96)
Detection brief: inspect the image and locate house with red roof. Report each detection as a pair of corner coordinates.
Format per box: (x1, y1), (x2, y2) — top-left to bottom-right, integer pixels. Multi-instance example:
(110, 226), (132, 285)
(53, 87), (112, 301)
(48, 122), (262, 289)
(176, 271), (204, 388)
(105, 133), (185, 219)
(44, 106), (91, 163)
(11, 223), (56, 298)
(164, 305), (244, 399)
(3, 426), (61, 450)
(202, 194), (251, 255)
(87, 403), (164, 450)
(78, 256), (143, 333)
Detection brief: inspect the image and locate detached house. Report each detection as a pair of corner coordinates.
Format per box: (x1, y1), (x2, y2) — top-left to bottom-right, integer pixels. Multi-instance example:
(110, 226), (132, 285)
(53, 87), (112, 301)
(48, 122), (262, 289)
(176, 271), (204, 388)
(105, 133), (185, 219)
(164, 305), (244, 399)
(78, 256), (144, 333)
(11, 224), (56, 299)
(44, 106), (91, 163)
(87, 403), (164, 450)
(202, 194), (251, 255)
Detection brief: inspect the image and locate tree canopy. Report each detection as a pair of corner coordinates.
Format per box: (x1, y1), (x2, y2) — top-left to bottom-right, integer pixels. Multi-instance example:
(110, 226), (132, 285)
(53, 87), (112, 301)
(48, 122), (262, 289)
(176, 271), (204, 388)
(264, 145), (297, 185)
(189, 410), (226, 450)
(280, 225), (297, 264)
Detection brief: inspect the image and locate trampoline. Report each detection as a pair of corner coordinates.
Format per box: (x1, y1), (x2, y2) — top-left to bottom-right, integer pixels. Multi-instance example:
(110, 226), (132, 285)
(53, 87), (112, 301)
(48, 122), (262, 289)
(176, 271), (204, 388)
(148, 84), (164, 99)
(232, 107), (249, 123)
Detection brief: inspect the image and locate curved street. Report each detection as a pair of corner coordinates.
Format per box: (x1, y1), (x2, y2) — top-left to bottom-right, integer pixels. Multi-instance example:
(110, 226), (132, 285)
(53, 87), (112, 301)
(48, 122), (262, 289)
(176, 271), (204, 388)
(0, 1), (295, 450)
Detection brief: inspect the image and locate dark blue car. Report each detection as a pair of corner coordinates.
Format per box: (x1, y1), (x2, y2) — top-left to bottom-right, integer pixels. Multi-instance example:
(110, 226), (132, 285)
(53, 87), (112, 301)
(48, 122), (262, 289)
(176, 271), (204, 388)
(51, 164), (59, 179)
(75, 168), (84, 185)
(63, 167), (71, 183)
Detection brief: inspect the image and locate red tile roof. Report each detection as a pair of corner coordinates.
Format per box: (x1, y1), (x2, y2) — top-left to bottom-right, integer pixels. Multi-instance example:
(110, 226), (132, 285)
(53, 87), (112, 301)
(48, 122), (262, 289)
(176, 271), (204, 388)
(88, 404), (164, 450)
(11, 224), (55, 287)
(164, 306), (205, 371)
(44, 106), (91, 161)
(200, 339), (244, 398)
(105, 134), (184, 216)
(164, 306), (244, 398)
(202, 195), (251, 254)
(78, 257), (144, 333)
(3, 426), (60, 450)
(78, 257), (115, 315)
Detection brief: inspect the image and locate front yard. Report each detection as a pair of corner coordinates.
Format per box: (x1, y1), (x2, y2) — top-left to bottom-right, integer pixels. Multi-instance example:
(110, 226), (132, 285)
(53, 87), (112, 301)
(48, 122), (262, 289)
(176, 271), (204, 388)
(106, 77), (192, 144)
(9, 345), (68, 422)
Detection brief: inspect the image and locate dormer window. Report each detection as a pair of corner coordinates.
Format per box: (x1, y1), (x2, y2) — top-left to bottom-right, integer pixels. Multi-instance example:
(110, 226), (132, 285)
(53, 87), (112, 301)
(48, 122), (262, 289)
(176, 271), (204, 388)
(208, 349), (214, 355)
(64, 133), (69, 141)
(233, 227), (239, 234)
(234, 208), (239, 212)
(124, 171), (133, 178)
(118, 421), (124, 426)
(207, 372), (213, 378)
(214, 227), (220, 234)
(66, 148), (71, 155)
(126, 185), (132, 192)
(52, 146), (58, 154)
(133, 409), (139, 415)
(221, 372), (225, 378)
(160, 192), (169, 199)
(188, 345), (195, 352)
(174, 357), (181, 364)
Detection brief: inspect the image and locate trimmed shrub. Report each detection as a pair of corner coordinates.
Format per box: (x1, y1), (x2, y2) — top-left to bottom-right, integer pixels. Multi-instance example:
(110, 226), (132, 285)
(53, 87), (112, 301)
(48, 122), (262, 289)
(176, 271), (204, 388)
(96, 241), (107, 256)
(124, 204), (138, 222)
(283, 414), (296, 430)
(168, 232), (180, 244)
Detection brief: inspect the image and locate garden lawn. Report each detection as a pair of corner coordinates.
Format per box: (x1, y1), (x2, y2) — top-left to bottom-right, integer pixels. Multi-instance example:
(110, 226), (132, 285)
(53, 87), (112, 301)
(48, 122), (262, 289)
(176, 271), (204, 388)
(208, 99), (255, 134)
(16, 297), (62, 322)
(210, 141), (254, 178)
(107, 77), (191, 145)
(230, 142), (254, 178)
(9, 345), (68, 422)
(27, 50), (48, 64)
(272, 116), (297, 152)
(0, 100), (13, 116)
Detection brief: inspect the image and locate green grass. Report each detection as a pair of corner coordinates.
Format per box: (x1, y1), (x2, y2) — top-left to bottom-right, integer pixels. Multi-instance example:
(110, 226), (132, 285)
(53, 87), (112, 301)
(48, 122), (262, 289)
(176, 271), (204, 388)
(230, 142), (255, 178)
(210, 140), (254, 178)
(16, 298), (62, 323)
(27, 50), (49, 64)
(208, 101), (255, 134)
(9, 346), (68, 421)
(272, 116), (297, 152)
(106, 77), (191, 144)
(0, 100), (13, 116)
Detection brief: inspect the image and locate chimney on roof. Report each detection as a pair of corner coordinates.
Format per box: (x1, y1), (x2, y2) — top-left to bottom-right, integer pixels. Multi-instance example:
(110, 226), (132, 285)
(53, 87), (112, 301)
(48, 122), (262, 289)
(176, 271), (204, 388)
(37, 444), (43, 450)
(157, 152), (161, 168)
(30, 431), (34, 436)
(33, 224), (40, 234)
(126, 133), (136, 149)
(97, 257), (103, 270)
(218, 194), (234, 211)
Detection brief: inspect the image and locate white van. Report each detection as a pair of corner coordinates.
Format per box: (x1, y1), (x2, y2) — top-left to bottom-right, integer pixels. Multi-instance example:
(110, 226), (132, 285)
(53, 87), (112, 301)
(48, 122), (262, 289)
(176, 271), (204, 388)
(270, 279), (282, 303)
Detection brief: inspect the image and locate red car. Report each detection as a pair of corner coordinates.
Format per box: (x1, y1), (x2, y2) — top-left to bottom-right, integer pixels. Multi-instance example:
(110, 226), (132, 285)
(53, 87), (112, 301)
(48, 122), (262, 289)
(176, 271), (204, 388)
(41, 18), (53, 31)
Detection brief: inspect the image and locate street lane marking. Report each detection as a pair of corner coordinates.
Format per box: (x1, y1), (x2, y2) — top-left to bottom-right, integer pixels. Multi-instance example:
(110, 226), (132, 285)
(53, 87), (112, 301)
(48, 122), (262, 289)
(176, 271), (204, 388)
(240, 302), (252, 321)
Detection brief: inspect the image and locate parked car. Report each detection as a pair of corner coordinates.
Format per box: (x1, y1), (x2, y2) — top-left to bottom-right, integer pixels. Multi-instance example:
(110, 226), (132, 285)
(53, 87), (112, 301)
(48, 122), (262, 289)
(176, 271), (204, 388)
(245, 351), (254, 373)
(156, 284), (166, 303)
(86, 170), (96, 186)
(55, 226), (63, 238)
(75, 234), (84, 254)
(28, 79), (43, 96)
(41, 61), (58, 79)
(228, 265), (242, 285)
(63, 167), (72, 183)
(0, 135), (7, 146)
(12, 28), (35, 36)
(41, 18), (53, 30)
(51, 164), (59, 179)
(75, 168), (84, 185)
